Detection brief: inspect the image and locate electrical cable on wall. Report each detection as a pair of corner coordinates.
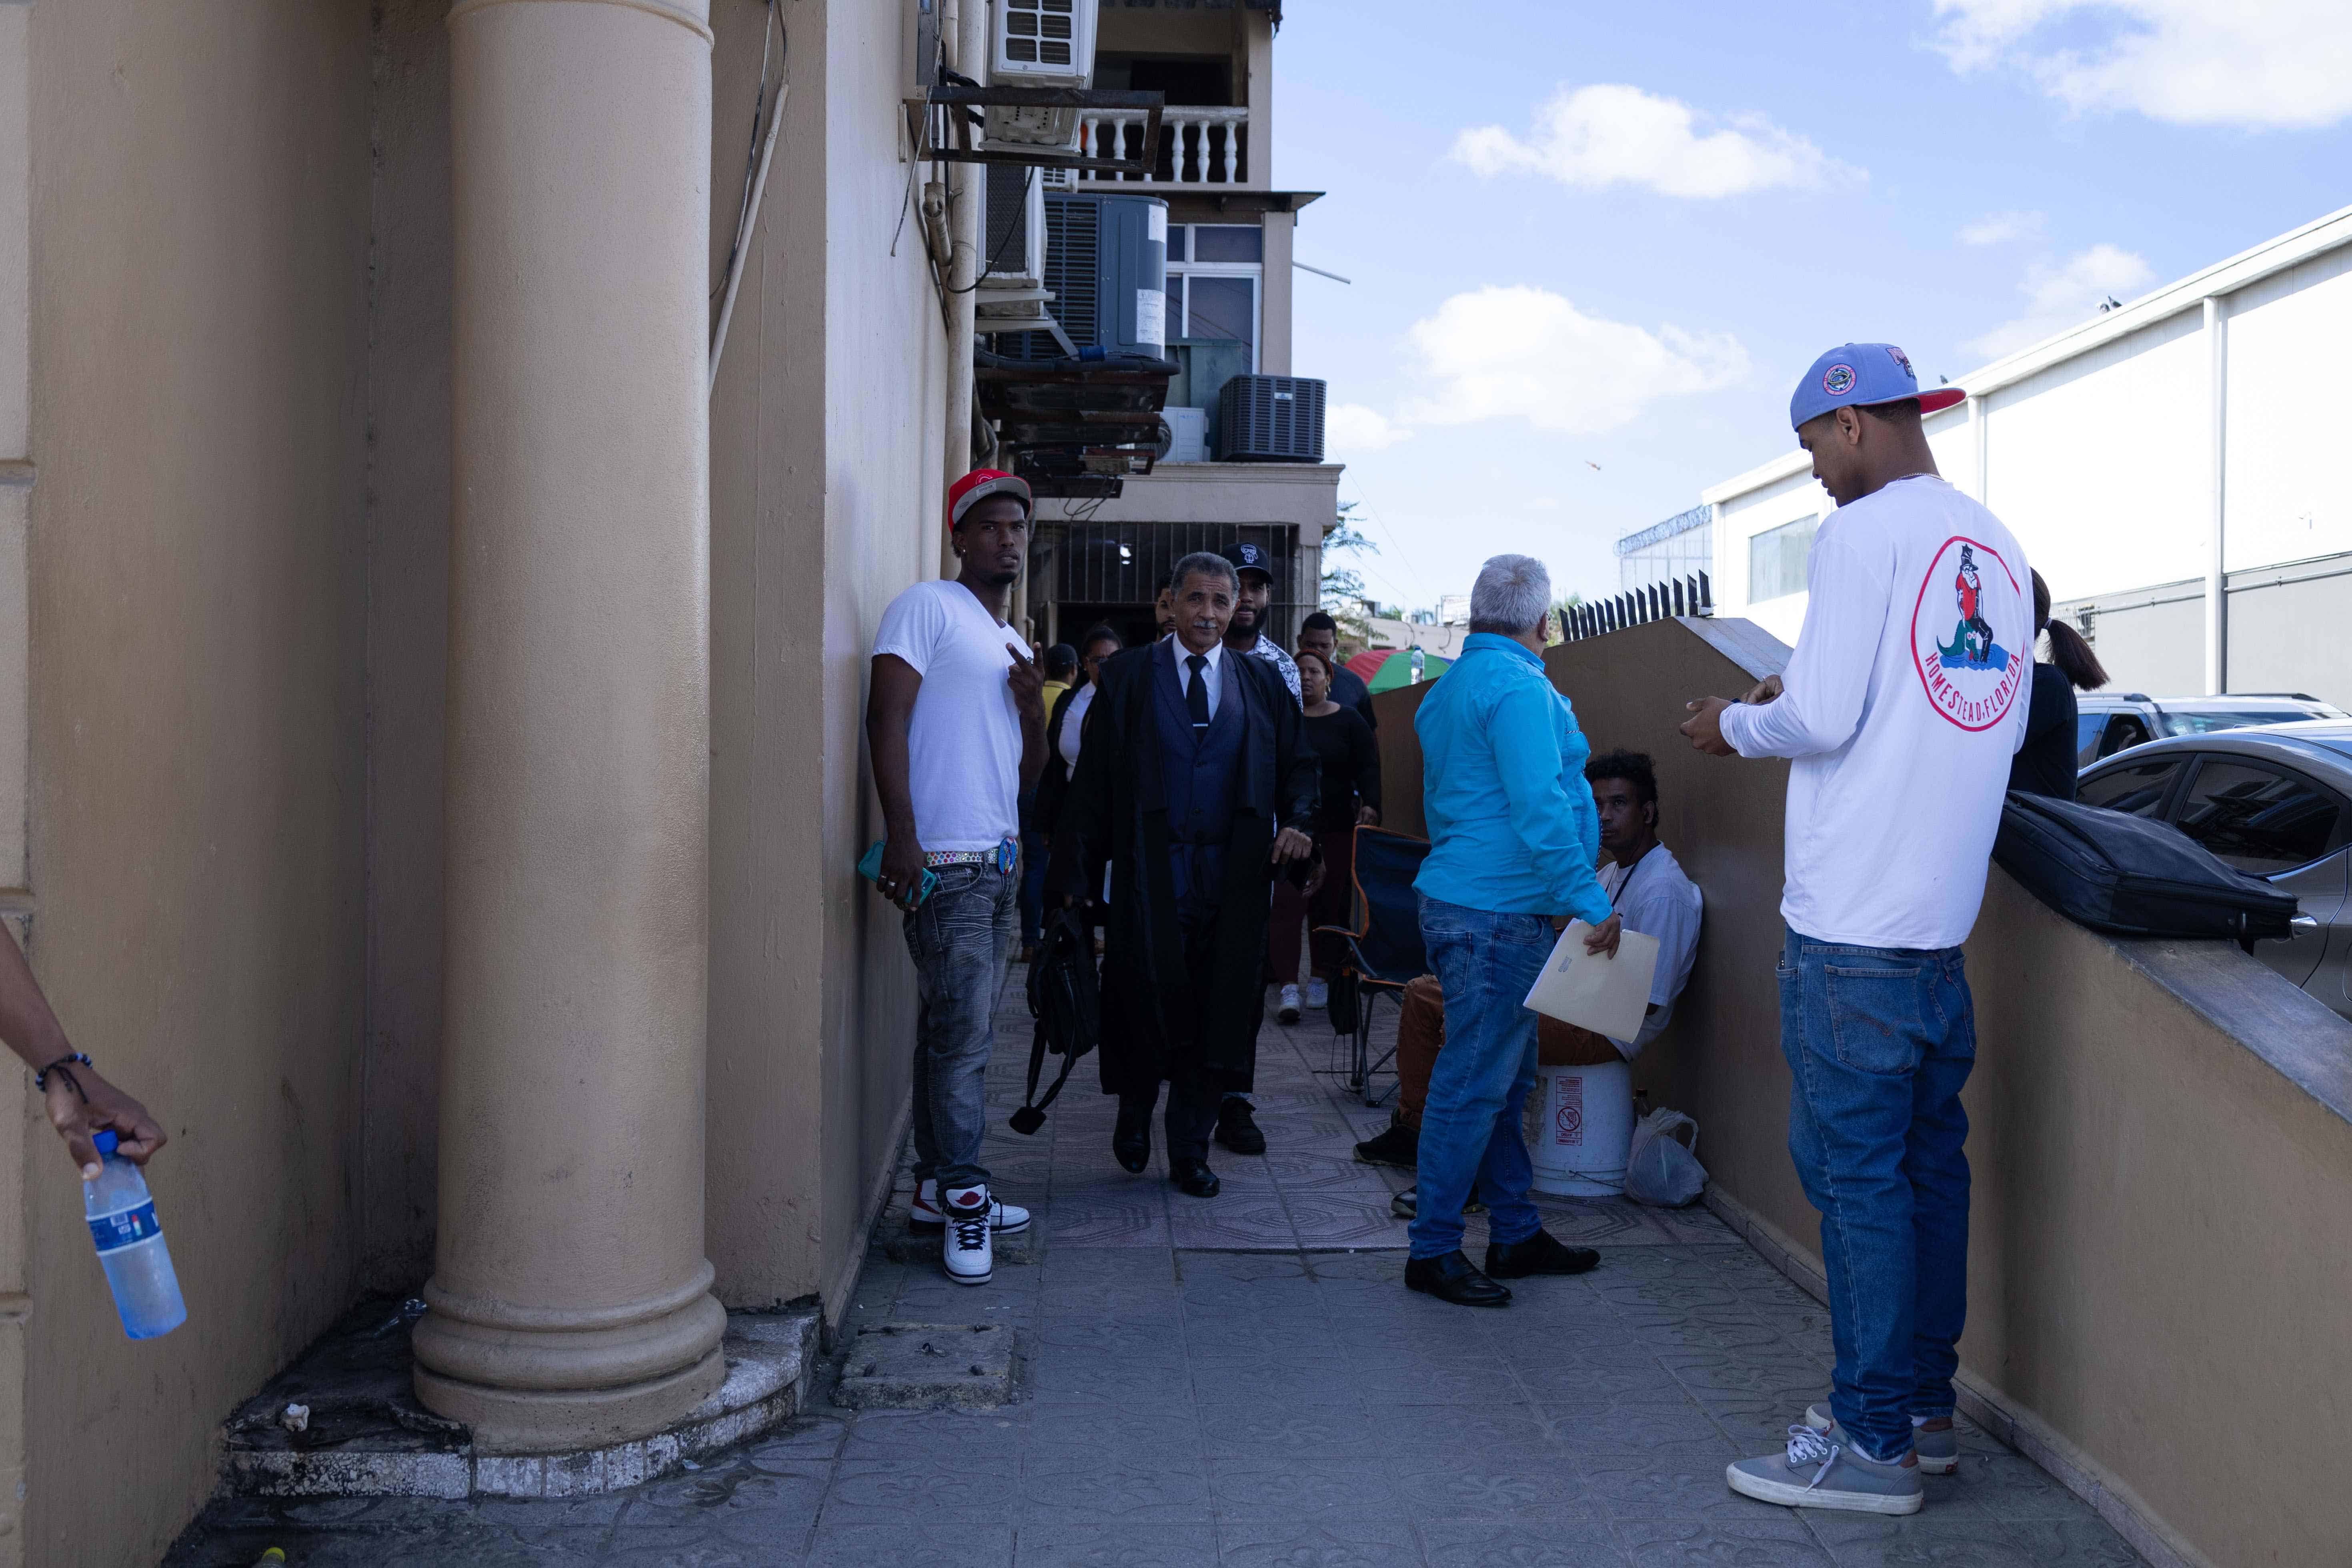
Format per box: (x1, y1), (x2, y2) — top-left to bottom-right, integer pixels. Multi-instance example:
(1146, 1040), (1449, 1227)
(709, 0), (787, 391)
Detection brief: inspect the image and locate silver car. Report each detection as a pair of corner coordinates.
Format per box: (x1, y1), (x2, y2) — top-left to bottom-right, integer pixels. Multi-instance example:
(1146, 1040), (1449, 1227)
(2076, 720), (2352, 1019)
(2075, 692), (2350, 768)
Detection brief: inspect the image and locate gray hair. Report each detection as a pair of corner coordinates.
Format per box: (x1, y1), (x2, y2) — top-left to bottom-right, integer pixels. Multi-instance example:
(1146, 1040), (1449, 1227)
(1170, 551), (1238, 598)
(1468, 553), (1551, 635)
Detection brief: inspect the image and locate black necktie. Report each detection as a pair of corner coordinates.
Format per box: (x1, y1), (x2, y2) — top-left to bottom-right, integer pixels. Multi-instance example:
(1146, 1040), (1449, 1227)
(1185, 653), (1211, 732)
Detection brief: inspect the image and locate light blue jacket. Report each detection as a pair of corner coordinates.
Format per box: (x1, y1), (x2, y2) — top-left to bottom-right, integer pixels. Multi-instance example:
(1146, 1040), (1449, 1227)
(1412, 633), (1614, 923)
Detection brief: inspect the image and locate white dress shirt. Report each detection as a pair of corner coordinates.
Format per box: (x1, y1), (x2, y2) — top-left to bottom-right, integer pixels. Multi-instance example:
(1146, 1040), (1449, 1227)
(1162, 634), (1228, 719)
(1596, 843), (1703, 1059)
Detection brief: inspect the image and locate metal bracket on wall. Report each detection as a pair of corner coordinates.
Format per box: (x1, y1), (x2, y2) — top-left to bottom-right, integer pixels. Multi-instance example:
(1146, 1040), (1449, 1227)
(904, 85), (1164, 176)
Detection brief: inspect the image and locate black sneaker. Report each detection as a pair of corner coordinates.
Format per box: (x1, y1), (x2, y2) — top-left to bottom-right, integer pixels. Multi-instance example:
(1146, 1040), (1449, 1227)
(1215, 1097), (1266, 1155)
(1353, 1122), (1419, 1169)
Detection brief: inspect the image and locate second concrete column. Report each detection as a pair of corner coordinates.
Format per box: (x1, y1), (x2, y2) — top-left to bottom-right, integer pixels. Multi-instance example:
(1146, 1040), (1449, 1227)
(413, 0), (725, 1453)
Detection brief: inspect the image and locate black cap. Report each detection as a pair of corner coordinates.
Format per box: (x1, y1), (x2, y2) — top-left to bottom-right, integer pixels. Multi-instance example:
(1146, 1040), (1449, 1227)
(1220, 541), (1274, 581)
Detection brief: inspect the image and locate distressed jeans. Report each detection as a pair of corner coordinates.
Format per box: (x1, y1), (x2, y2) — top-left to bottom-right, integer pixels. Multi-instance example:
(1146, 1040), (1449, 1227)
(903, 861), (1019, 1193)
(1779, 925), (1976, 1465)
(1408, 893), (1549, 1261)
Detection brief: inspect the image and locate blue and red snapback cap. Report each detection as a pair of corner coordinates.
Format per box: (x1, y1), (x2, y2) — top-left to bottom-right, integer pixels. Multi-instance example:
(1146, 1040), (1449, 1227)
(1790, 343), (1965, 431)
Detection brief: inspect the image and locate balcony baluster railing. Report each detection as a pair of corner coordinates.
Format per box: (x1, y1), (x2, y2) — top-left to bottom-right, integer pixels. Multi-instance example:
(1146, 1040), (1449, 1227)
(1077, 106), (1249, 186)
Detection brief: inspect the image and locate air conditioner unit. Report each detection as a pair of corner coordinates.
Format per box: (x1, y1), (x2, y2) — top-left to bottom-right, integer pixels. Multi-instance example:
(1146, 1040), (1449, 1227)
(993, 0), (1097, 85)
(1159, 407), (1208, 463)
(982, 164), (1047, 288)
(1217, 374), (1327, 462)
(985, 0), (1099, 150)
(998, 193), (1169, 363)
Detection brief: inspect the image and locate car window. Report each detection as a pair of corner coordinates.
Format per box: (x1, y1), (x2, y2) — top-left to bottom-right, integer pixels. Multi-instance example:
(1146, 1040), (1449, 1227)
(2160, 710), (2306, 736)
(2094, 714), (2152, 761)
(2077, 757), (2182, 818)
(2173, 760), (2343, 874)
(2074, 714), (2108, 765)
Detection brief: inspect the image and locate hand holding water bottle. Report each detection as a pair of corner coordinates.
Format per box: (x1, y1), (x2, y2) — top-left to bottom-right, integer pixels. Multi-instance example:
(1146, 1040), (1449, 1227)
(0, 923), (167, 1176)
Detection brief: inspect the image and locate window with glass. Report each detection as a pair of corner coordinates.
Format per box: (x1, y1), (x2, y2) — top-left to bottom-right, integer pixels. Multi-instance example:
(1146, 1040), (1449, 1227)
(1165, 224), (1262, 368)
(1747, 516), (1818, 603)
(2172, 760), (2344, 874)
(2076, 757), (2183, 819)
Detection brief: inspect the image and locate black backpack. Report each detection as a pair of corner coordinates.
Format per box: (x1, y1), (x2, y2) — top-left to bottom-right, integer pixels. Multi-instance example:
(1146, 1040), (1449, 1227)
(1011, 906), (1100, 1135)
(1993, 790), (2298, 945)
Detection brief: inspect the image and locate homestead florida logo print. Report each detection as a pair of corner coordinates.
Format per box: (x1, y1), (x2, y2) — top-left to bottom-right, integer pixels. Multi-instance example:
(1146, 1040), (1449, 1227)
(1911, 536), (2026, 731)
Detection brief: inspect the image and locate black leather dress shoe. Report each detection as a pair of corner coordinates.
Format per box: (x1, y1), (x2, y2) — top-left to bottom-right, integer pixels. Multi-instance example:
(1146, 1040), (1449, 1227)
(1484, 1229), (1600, 1279)
(1113, 1098), (1153, 1174)
(1170, 1158), (1221, 1198)
(1404, 1250), (1511, 1308)
(1214, 1097), (1267, 1155)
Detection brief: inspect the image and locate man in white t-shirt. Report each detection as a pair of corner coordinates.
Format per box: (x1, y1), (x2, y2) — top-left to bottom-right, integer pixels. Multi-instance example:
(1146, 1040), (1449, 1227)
(867, 468), (1048, 1288)
(1682, 344), (2030, 1516)
(1585, 750), (1702, 1059)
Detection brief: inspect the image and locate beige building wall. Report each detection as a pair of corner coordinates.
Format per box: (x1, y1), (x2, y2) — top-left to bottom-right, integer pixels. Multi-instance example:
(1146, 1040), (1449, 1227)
(21, 2), (375, 1562)
(704, 0), (944, 1316)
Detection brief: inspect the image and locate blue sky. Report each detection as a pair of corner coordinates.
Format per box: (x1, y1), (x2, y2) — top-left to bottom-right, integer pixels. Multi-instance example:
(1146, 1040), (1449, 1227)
(1272, 0), (2352, 612)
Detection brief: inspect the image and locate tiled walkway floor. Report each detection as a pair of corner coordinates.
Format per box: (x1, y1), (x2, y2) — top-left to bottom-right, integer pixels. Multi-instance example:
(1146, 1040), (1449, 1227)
(172, 973), (2151, 1566)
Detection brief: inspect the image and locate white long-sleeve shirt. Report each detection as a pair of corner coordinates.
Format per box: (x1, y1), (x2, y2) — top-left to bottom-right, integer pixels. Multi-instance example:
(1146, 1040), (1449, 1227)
(1720, 476), (2031, 951)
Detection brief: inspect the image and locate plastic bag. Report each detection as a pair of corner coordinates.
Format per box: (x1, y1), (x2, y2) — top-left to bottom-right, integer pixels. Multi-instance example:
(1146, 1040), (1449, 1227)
(1625, 1107), (1707, 1208)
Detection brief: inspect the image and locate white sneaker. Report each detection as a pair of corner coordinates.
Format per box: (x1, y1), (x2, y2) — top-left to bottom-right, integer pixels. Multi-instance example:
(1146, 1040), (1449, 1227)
(941, 1185), (993, 1286)
(1306, 978), (1329, 1010)
(912, 1179), (1031, 1234)
(1277, 984), (1302, 1023)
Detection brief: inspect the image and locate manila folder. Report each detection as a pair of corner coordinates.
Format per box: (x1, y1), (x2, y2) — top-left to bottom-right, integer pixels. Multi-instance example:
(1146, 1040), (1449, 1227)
(1521, 921), (1660, 1042)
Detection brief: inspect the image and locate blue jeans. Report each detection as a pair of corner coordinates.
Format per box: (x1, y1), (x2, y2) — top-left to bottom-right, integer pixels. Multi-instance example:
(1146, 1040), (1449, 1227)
(903, 862), (1019, 1192)
(1409, 894), (1550, 1261)
(1779, 925), (1975, 1464)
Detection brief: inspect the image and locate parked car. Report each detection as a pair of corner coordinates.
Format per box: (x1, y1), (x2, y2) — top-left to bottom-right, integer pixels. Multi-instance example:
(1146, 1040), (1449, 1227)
(2075, 692), (2349, 769)
(2075, 721), (2352, 1018)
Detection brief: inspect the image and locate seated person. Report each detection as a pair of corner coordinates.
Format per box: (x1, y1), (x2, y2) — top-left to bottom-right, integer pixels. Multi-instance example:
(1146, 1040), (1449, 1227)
(1356, 750), (1702, 1199)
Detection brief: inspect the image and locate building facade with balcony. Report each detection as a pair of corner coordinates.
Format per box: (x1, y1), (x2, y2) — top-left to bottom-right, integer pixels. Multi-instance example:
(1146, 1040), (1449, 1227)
(1011, 0), (1342, 652)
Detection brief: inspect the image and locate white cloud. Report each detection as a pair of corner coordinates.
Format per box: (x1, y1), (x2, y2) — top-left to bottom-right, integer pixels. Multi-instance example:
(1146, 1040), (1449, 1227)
(1959, 209), (2044, 246)
(1451, 84), (1855, 199)
(1325, 403), (1409, 455)
(1399, 285), (1747, 435)
(1966, 244), (2158, 360)
(1932, 0), (2352, 129)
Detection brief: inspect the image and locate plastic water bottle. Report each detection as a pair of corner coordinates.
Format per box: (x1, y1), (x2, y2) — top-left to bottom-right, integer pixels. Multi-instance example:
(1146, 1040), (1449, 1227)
(83, 1129), (186, 1339)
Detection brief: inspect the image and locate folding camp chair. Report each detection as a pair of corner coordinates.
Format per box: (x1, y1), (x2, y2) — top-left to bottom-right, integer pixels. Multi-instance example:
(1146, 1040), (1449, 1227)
(1314, 825), (1431, 1105)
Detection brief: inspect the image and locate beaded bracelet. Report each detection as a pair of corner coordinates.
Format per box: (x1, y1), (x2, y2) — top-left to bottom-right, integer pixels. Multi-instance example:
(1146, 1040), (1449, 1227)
(34, 1051), (91, 1095)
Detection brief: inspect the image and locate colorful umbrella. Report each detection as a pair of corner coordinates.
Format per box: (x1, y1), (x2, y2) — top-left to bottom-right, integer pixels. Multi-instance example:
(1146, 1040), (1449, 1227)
(1346, 647), (1451, 694)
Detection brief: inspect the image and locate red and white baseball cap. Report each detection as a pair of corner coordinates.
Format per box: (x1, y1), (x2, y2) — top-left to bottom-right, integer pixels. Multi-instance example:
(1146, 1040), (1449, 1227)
(947, 468), (1033, 530)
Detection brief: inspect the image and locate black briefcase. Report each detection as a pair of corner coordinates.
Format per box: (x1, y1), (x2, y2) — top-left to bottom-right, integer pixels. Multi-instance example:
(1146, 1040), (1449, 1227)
(1992, 790), (2297, 944)
(1011, 906), (1100, 1135)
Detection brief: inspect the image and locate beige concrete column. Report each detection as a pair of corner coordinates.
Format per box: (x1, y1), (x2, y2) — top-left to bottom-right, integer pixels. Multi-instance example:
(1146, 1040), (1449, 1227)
(413, 0), (725, 1453)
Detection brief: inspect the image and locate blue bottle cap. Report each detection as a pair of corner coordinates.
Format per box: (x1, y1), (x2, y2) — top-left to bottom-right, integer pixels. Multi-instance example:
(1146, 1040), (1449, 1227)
(94, 1130), (118, 1157)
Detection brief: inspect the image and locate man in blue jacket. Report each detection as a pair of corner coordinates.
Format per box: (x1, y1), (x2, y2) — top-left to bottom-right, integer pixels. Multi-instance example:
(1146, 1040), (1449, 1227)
(1407, 554), (1622, 1308)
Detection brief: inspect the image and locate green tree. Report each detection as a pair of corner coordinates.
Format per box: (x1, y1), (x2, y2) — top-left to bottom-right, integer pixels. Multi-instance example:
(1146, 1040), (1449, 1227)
(1321, 504), (1377, 649)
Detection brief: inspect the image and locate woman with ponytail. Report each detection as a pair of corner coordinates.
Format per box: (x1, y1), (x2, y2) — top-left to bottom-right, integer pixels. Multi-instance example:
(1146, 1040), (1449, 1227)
(2010, 568), (2110, 799)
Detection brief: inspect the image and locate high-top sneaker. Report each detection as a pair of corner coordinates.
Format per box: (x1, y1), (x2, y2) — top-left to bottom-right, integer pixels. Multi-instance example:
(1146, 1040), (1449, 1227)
(911, 1179), (1030, 1234)
(941, 1184), (994, 1286)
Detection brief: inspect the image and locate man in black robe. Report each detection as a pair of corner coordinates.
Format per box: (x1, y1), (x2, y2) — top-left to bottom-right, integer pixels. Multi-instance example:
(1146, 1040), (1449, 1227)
(1052, 552), (1318, 1196)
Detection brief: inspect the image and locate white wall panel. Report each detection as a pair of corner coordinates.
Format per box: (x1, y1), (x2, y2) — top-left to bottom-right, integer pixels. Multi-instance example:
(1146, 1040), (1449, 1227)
(1983, 309), (2206, 605)
(2221, 247), (2352, 573)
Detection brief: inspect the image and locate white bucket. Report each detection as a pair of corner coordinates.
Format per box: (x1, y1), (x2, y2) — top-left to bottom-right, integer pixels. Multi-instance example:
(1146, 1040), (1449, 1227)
(1522, 1059), (1634, 1197)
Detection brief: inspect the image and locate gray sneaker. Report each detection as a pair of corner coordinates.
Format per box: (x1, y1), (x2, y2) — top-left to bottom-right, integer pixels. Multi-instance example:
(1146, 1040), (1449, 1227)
(1727, 1422), (1923, 1515)
(1805, 1404), (1958, 1476)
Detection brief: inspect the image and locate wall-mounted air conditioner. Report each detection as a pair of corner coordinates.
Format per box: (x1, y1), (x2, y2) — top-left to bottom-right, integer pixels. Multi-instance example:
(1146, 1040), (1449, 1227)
(994, 0), (1097, 85)
(984, 0), (1099, 150)
(982, 164), (1047, 288)
(997, 193), (1169, 364)
(1218, 374), (1327, 462)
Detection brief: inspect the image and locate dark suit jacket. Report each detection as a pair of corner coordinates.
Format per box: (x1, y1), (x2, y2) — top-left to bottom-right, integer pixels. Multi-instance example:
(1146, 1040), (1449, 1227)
(1051, 641), (1318, 1093)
